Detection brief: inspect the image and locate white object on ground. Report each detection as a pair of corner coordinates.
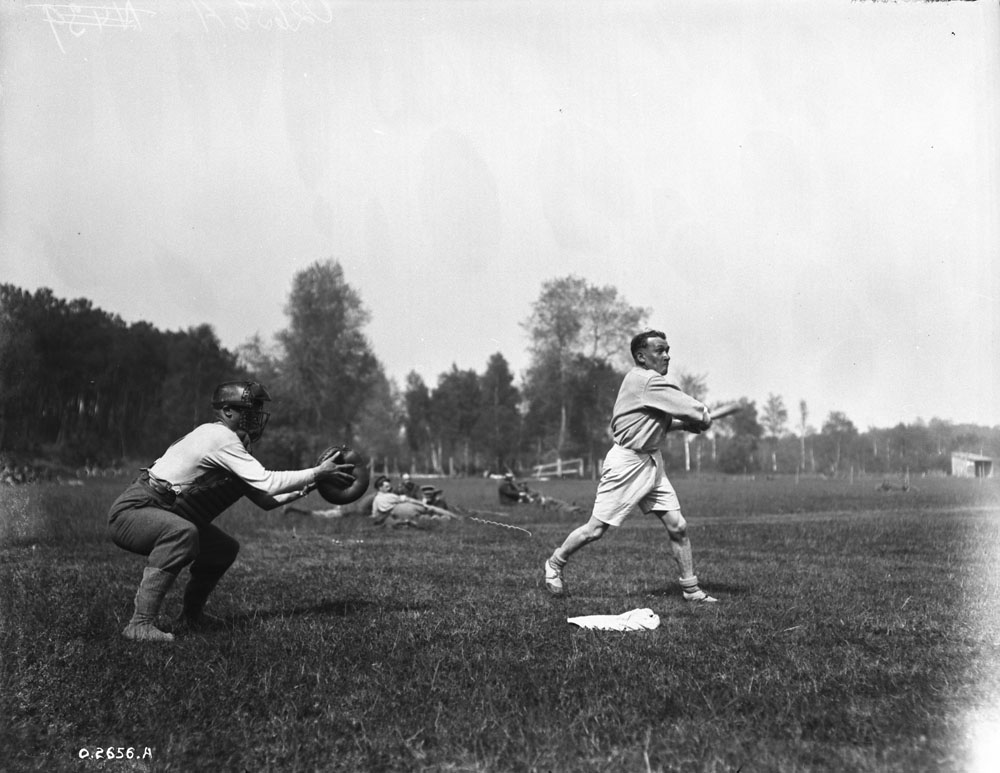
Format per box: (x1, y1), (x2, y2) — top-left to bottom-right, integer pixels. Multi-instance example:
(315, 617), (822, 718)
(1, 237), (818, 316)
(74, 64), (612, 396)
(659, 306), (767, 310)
(567, 608), (661, 631)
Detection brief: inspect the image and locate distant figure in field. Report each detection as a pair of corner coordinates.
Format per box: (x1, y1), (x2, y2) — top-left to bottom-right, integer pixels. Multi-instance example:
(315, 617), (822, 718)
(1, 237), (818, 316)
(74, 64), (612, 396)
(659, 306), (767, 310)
(498, 473), (529, 505)
(107, 381), (357, 642)
(420, 484), (451, 512)
(538, 495), (586, 516)
(395, 472), (421, 499)
(544, 330), (718, 603)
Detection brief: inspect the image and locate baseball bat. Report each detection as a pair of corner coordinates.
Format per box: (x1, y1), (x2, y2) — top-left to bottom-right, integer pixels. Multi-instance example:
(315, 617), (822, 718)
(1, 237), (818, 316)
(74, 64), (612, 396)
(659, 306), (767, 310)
(673, 401), (743, 433)
(708, 401), (743, 420)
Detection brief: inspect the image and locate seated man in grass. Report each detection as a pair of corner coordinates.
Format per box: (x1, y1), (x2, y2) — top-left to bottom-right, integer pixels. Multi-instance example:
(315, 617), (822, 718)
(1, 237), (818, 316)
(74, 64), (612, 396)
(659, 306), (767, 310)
(498, 473), (529, 505)
(370, 475), (452, 529)
(395, 472), (421, 499)
(420, 484), (451, 512)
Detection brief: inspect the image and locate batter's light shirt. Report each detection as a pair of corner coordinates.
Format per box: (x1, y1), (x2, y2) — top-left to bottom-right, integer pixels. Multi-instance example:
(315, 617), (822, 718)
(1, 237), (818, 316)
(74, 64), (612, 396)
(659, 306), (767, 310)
(148, 422), (317, 496)
(610, 367), (707, 452)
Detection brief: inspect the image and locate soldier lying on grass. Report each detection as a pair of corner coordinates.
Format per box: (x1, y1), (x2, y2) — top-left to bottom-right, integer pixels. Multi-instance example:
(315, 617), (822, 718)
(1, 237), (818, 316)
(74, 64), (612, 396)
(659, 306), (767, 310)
(370, 475), (455, 529)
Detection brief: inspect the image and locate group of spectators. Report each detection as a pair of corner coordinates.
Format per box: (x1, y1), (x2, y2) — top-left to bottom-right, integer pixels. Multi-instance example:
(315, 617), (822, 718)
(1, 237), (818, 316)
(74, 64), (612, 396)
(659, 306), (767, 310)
(289, 469), (575, 522)
(369, 473), (455, 529)
(287, 469), (564, 529)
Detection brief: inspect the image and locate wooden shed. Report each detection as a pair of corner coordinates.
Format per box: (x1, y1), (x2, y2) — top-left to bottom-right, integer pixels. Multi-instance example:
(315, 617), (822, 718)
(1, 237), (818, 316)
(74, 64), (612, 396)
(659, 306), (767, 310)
(951, 452), (995, 478)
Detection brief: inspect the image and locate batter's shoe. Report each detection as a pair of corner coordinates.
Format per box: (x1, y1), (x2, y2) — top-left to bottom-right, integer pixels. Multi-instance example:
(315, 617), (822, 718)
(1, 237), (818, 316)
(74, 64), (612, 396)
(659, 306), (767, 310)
(544, 558), (567, 596)
(679, 575), (718, 603)
(682, 589), (719, 603)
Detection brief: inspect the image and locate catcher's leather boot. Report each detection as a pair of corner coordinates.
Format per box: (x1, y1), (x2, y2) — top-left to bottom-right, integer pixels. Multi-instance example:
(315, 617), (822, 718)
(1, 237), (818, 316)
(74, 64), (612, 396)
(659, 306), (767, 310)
(170, 572), (228, 633)
(122, 567), (177, 642)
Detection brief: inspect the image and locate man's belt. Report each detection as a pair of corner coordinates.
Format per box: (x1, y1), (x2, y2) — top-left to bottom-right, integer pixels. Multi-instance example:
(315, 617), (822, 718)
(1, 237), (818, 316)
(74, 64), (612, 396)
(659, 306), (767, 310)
(136, 469), (245, 522)
(137, 470), (178, 506)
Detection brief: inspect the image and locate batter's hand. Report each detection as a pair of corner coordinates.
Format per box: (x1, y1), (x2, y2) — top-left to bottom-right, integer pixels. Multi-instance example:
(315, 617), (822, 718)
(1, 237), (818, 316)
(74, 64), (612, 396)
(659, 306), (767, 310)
(685, 407), (712, 433)
(676, 407), (712, 434)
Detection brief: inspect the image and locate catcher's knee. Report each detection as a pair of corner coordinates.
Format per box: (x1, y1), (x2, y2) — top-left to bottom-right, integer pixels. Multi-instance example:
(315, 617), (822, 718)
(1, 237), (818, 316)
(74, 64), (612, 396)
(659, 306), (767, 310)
(193, 533), (240, 574)
(215, 534), (241, 567)
(151, 520), (200, 573)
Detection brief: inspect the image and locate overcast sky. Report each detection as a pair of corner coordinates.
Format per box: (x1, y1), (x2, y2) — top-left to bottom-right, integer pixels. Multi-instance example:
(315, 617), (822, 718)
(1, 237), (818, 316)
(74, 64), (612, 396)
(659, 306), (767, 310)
(2, 0), (998, 431)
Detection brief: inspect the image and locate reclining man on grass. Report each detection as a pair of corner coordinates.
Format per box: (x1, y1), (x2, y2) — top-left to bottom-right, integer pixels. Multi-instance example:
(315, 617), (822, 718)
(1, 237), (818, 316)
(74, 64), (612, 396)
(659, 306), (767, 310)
(370, 475), (454, 529)
(420, 484), (451, 512)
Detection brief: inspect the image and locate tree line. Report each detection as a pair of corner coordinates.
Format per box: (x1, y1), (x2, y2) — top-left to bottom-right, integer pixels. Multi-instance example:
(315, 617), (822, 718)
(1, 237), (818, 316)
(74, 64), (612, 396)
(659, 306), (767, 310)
(3, 265), (998, 478)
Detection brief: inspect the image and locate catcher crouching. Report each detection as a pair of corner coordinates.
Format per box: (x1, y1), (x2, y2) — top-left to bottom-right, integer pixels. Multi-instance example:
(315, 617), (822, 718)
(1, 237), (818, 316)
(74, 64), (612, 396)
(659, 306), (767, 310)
(107, 381), (359, 642)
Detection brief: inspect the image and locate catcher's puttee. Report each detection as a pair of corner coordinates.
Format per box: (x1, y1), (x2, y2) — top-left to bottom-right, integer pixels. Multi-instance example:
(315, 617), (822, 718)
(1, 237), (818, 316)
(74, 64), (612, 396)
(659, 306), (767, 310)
(315, 445), (371, 504)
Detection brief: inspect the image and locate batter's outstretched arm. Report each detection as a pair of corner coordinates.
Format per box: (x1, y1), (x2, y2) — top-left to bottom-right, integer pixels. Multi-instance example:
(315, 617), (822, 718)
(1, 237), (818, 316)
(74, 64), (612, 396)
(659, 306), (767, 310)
(643, 380), (710, 431)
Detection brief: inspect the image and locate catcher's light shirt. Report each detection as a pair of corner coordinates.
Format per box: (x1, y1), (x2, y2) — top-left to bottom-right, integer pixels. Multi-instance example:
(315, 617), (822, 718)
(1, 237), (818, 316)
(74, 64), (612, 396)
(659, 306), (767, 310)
(148, 422), (316, 496)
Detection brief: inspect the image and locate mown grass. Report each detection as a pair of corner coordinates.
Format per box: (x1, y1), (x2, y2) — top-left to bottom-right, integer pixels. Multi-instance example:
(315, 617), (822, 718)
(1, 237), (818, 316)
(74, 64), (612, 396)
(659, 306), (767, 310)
(2, 474), (999, 772)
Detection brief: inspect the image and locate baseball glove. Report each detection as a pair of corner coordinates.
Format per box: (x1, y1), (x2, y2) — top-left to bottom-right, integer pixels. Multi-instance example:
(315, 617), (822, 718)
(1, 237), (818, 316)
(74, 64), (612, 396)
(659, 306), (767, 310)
(315, 444), (371, 505)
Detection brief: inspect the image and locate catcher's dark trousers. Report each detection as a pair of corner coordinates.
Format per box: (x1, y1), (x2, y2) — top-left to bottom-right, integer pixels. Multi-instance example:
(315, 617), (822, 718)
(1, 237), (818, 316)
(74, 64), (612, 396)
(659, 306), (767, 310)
(108, 480), (239, 580)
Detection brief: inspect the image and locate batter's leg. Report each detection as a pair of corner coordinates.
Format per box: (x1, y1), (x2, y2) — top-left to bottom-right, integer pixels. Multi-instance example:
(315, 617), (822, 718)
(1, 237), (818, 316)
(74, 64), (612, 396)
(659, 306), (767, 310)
(545, 515), (609, 596)
(655, 509), (717, 603)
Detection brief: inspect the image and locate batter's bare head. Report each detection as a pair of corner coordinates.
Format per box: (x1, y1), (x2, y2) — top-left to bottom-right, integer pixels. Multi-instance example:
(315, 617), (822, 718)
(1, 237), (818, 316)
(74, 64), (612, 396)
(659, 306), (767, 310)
(630, 330), (671, 375)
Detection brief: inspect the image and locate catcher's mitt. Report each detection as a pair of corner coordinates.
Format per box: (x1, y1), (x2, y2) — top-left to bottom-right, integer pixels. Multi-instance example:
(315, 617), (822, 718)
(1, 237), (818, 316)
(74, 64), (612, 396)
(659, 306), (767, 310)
(315, 444), (371, 505)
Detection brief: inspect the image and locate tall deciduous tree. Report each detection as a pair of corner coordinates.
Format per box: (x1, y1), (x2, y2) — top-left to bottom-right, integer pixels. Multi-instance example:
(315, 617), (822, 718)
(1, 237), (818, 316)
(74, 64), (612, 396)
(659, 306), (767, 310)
(0, 285), (43, 451)
(0, 284), (242, 463)
(429, 365), (481, 474)
(761, 393), (789, 472)
(522, 275), (648, 456)
(403, 371), (434, 471)
(160, 324), (240, 439)
(565, 354), (620, 474)
(353, 370), (405, 469)
(276, 260), (382, 444)
(236, 333), (283, 389)
(798, 399), (810, 474)
(818, 411), (858, 475)
(474, 353), (521, 474)
(718, 399), (763, 474)
(108, 320), (172, 459)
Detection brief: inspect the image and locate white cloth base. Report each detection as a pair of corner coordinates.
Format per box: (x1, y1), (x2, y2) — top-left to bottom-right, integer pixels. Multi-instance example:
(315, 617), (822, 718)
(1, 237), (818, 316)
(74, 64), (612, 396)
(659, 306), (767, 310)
(567, 607), (661, 631)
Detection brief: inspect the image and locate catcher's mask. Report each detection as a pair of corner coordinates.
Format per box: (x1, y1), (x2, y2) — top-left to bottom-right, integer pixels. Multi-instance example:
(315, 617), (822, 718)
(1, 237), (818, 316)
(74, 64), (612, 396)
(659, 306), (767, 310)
(212, 381), (271, 443)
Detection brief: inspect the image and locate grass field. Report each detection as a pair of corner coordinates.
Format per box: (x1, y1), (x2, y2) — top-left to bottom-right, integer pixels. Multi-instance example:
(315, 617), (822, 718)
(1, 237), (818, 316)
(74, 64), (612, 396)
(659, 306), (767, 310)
(3, 473), (1000, 772)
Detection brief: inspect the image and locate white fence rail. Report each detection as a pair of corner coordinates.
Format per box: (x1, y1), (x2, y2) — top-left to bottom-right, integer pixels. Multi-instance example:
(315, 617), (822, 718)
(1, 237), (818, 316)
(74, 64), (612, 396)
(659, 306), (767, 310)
(531, 458), (585, 479)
